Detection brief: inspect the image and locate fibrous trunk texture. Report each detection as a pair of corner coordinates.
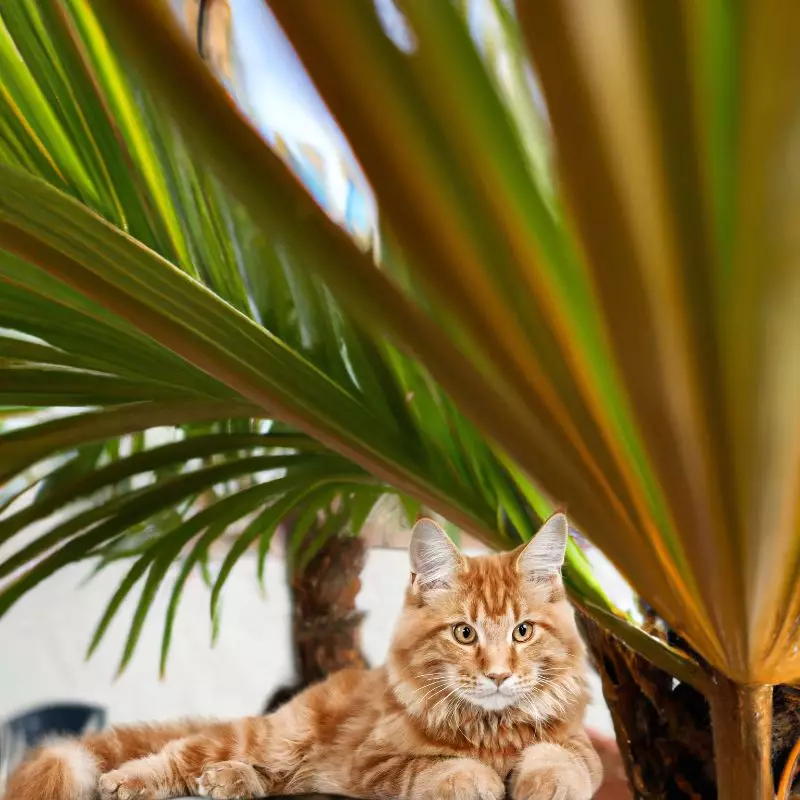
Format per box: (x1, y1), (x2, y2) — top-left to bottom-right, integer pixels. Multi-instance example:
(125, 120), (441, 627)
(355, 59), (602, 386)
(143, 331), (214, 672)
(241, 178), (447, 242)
(290, 532), (368, 684)
(579, 611), (800, 799)
(265, 529), (368, 714)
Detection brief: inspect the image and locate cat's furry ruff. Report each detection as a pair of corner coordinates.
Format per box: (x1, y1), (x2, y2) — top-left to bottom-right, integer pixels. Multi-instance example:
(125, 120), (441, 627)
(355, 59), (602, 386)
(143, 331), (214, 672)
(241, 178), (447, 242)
(5, 513), (602, 799)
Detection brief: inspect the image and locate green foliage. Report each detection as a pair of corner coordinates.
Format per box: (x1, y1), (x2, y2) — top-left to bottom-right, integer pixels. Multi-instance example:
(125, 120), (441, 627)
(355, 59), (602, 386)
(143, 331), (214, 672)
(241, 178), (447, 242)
(0, 1), (614, 674)
(88, 0), (800, 688)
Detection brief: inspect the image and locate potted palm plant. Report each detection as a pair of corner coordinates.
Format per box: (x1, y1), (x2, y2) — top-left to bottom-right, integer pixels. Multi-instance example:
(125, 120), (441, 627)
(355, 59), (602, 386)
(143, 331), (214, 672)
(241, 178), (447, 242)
(2, 2), (800, 798)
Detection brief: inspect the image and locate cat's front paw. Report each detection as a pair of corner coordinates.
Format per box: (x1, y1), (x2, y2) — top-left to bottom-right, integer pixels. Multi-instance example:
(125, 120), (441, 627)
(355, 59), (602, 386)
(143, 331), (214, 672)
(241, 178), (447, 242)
(197, 760), (275, 799)
(98, 769), (156, 800)
(425, 759), (505, 800)
(511, 743), (593, 800)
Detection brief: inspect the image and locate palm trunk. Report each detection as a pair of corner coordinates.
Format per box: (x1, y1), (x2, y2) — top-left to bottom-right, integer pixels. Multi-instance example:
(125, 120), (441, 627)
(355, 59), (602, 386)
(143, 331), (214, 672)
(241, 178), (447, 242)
(708, 679), (773, 800)
(264, 522), (368, 714)
(289, 531), (368, 685)
(579, 611), (716, 796)
(579, 611), (800, 799)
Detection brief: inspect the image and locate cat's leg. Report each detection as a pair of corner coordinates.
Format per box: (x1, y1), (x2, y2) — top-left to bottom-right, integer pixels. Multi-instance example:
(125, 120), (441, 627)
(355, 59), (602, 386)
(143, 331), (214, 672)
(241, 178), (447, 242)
(4, 721), (210, 800)
(98, 719), (281, 800)
(351, 754), (505, 800)
(510, 729), (602, 800)
(98, 747), (192, 800)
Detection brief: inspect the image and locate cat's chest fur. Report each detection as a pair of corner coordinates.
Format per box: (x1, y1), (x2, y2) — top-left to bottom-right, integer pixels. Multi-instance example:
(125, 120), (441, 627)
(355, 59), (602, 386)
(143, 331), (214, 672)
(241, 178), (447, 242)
(434, 716), (543, 776)
(378, 694), (548, 778)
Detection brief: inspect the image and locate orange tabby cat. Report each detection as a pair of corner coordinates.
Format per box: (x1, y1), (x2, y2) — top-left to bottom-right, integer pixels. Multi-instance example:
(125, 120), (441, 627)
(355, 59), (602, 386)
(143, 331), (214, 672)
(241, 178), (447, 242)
(5, 513), (602, 799)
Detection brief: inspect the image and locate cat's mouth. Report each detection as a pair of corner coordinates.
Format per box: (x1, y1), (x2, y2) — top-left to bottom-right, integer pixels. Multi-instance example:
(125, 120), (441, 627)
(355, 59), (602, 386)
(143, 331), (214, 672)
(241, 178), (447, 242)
(467, 691), (517, 712)
(465, 678), (521, 712)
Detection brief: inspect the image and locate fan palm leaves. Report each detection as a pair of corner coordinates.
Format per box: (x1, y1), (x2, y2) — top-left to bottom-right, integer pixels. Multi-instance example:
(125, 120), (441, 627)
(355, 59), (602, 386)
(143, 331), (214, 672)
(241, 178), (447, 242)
(94, 0), (800, 690)
(0, 0), (613, 678)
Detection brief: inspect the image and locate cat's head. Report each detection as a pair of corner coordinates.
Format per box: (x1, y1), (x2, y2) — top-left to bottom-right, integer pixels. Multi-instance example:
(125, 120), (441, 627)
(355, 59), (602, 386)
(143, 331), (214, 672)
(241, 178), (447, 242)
(388, 513), (586, 724)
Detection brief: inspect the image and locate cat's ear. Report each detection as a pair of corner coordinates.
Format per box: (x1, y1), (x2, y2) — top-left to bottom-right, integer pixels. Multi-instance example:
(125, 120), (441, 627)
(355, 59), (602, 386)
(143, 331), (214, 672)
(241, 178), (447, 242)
(409, 518), (463, 590)
(517, 512), (568, 579)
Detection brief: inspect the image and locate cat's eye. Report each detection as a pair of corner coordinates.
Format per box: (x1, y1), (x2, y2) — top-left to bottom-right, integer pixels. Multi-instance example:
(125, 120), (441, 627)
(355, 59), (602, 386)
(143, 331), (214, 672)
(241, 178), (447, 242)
(452, 623), (477, 644)
(513, 621), (535, 642)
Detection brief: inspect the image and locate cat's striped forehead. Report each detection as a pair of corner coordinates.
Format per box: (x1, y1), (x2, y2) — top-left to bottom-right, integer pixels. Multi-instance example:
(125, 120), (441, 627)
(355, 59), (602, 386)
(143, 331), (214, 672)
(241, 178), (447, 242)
(451, 551), (558, 619)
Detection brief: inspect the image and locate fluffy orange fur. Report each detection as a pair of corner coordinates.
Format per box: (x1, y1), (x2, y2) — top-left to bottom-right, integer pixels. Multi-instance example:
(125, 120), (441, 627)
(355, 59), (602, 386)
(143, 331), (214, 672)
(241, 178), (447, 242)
(5, 513), (601, 799)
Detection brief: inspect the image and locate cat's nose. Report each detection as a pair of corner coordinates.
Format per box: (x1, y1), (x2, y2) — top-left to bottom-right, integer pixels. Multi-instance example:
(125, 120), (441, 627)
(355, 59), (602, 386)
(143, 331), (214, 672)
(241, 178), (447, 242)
(486, 672), (511, 687)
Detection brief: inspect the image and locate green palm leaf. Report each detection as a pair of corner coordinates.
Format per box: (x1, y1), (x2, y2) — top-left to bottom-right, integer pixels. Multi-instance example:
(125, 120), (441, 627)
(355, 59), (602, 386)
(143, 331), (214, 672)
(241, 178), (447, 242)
(2, 0), (684, 684)
(82, 0), (800, 693)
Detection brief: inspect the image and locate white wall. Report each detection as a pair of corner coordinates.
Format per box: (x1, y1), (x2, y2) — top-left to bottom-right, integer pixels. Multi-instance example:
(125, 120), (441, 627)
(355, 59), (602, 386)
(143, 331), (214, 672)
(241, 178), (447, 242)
(0, 549), (612, 733)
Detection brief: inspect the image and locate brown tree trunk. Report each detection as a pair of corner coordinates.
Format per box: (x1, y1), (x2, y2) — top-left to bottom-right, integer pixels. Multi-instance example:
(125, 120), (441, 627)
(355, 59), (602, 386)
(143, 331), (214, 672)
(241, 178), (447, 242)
(579, 612), (716, 797)
(289, 532), (368, 684)
(579, 611), (800, 799)
(264, 525), (368, 714)
(709, 680), (773, 800)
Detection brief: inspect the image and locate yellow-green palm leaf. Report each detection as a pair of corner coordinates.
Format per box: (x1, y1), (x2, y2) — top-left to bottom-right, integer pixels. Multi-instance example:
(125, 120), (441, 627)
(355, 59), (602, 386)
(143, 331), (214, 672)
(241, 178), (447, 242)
(83, 0), (800, 687)
(0, 0), (619, 675)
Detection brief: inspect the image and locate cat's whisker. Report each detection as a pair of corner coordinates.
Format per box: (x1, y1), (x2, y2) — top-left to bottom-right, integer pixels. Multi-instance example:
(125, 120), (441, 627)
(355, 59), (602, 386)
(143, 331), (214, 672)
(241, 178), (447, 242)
(430, 684), (464, 717)
(409, 683), (451, 698)
(416, 674), (452, 683)
(525, 678), (575, 716)
(408, 677), (451, 694)
(525, 690), (556, 718)
(409, 669), (449, 680)
(448, 696), (470, 742)
(415, 688), (451, 707)
(417, 681), (457, 705)
(399, 664), (449, 683)
(520, 679), (566, 714)
(530, 679), (566, 704)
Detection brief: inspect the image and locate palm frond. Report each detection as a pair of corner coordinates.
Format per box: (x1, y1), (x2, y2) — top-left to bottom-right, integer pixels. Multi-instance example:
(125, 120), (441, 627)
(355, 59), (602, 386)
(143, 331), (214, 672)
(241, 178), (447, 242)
(81, 0), (800, 686)
(0, 412), (382, 669)
(2, 0), (695, 678)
